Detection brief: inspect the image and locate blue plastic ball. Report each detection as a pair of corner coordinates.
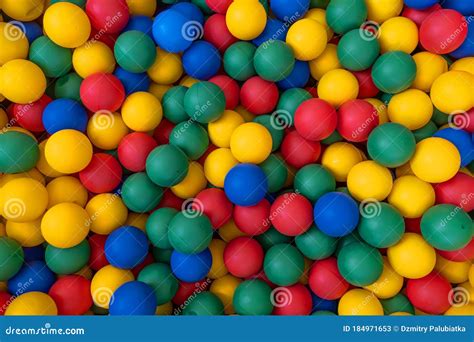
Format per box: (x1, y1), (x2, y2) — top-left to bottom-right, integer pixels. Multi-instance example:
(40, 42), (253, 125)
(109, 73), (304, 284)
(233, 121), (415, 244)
(433, 128), (474, 167)
(124, 15), (153, 38)
(172, 2), (205, 24)
(182, 41), (221, 80)
(313, 192), (360, 237)
(311, 293), (338, 313)
(109, 281), (157, 315)
(114, 67), (151, 95)
(7, 260), (55, 294)
(277, 60), (310, 90)
(13, 21), (42, 43)
(252, 18), (287, 46)
(404, 0), (439, 9)
(170, 249), (212, 282)
(105, 226), (149, 269)
(440, 0), (474, 15)
(152, 9), (194, 53)
(450, 18), (474, 59)
(42, 99), (88, 134)
(270, 0), (309, 21)
(224, 164), (268, 206)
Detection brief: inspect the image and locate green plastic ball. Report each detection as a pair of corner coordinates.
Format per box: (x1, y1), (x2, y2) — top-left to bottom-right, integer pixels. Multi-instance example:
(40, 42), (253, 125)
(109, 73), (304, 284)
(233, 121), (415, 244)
(253, 115), (284, 151)
(0, 237), (24, 281)
(259, 154), (288, 193)
(255, 227), (291, 251)
(168, 212), (213, 254)
(294, 164), (336, 202)
(413, 121), (437, 142)
(146, 144), (189, 187)
(326, 0), (367, 34)
(380, 293), (415, 315)
(54, 72), (82, 101)
(152, 247), (173, 264)
(138, 263), (179, 305)
(233, 280), (273, 315)
(421, 204), (473, 251)
(162, 86), (189, 124)
(276, 88), (312, 126)
(146, 207), (178, 249)
(264, 244), (304, 286)
(335, 232), (363, 256)
(337, 241), (383, 286)
(184, 82), (226, 123)
(182, 292), (224, 315)
(432, 108), (449, 127)
(358, 202), (405, 248)
(170, 121), (209, 160)
(367, 123), (416, 168)
(0, 132), (39, 173)
(337, 29), (380, 71)
(254, 40), (295, 82)
(29, 36), (72, 78)
(114, 30), (157, 73)
(223, 42), (256, 81)
(121, 172), (164, 212)
(45, 240), (90, 275)
(295, 225), (337, 260)
(372, 51), (416, 94)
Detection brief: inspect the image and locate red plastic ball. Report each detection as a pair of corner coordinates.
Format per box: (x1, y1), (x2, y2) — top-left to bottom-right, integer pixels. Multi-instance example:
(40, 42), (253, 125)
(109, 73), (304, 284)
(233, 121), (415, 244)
(88, 234), (109, 271)
(451, 108), (474, 133)
(234, 199), (271, 236)
(272, 284), (312, 315)
(337, 99), (378, 142)
(281, 130), (321, 168)
(434, 173), (474, 212)
(86, 0), (130, 34)
(294, 98), (337, 141)
(420, 9), (468, 54)
(79, 153), (122, 193)
(118, 132), (158, 172)
(209, 74), (240, 109)
(203, 14), (238, 53)
(48, 275), (92, 315)
(269, 193), (313, 237)
(11, 95), (51, 132)
(80, 73), (125, 113)
(89, 29), (118, 49)
(240, 76), (279, 115)
(194, 188), (233, 229)
(309, 257), (349, 300)
(224, 237), (264, 278)
(173, 280), (210, 305)
(353, 69), (379, 99)
(437, 238), (474, 262)
(158, 189), (184, 211)
(0, 291), (12, 315)
(405, 217), (422, 234)
(406, 272), (452, 315)
(205, 0), (232, 13)
(402, 4), (442, 27)
(153, 118), (173, 145)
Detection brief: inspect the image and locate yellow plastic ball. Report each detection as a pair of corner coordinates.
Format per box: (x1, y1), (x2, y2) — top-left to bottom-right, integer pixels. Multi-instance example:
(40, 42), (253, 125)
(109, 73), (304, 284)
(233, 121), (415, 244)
(379, 17), (418, 54)
(412, 52), (448, 92)
(388, 89), (433, 130)
(286, 19), (327, 61)
(226, 0), (267, 40)
(365, 0), (404, 23)
(365, 98), (388, 124)
(210, 274), (241, 315)
(218, 219), (247, 242)
(308, 44), (341, 81)
(45, 130), (93, 174)
(43, 2), (91, 48)
(0, 22), (29, 66)
(347, 161), (393, 201)
(121, 91), (163, 132)
(6, 219), (44, 247)
(338, 289), (384, 315)
(87, 111), (129, 150)
(430, 71), (474, 114)
(85, 193), (128, 235)
(410, 137), (461, 183)
(72, 41), (115, 78)
(0, 178), (48, 223)
(1, 0), (45, 21)
(208, 239), (228, 279)
(0, 168), (45, 188)
(5, 292), (57, 316)
(156, 302), (173, 315)
(208, 110), (244, 148)
(0, 59), (46, 104)
(450, 57), (474, 75)
(204, 148), (238, 188)
(444, 303), (474, 316)
(387, 233), (436, 279)
(36, 140), (65, 178)
(46, 176), (88, 208)
(171, 161), (207, 199)
(147, 48), (183, 85)
(364, 257), (403, 299)
(470, 264), (474, 287)
(90, 265), (134, 309)
(126, 0), (157, 17)
(304, 9), (333, 41)
(230, 122), (272, 163)
(322, 142), (365, 182)
(125, 212), (148, 232)
(41, 202), (90, 248)
(148, 83), (171, 101)
(317, 69), (359, 107)
(387, 175), (435, 218)
(435, 255), (471, 284)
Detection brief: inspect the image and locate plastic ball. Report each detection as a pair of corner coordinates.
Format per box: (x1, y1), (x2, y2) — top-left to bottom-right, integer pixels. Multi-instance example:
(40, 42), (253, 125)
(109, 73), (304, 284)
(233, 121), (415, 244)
(0, 132), (39, 173)
(146, 144), (188, 187)
(240, 76), (279, 115)
(308, 43), (340, 81)
(233, 280), (273, 315)
(8, 260), (55, 294)
(43, 2), (91, 48)
(182, 291), (224, 315)
(116, 133), (156, 172)
(430, 70), (474, 114)
(86, 193), (127, 235)
(434, 172), (474, 212)
(152, 9), (195, 53)
(338, 99), (378, 142)
(138, 263), (178, 305)
(364, 258), (404, 299)
(254, 40), (295, 82)
(209, 75), (240, 110)
(170, 248), (212, 282)
(338, 241), (383, 286)
(194, 188), (233, 229)
(90, 265), (134, 308)
(230, 123), (272, 163)
(223, 42), (256, 81)
(48, 275), (92, 315)
(0, 237), (24, 281)
(314, 192), (359, 237)
(224, 164), (268, 207)
(224, 237), (264, 278)
(388, 89), (433, 130)
(45, 239), (90, 275)
(0, 59), (46, 104)
(80, 73), (125, 112)
(281, 130), (321, 168)
(406, 272), (451, 314)
(54, 72), (82, 102)
(5, 219), (44, 247)
(45, 130), (92, 174)
(347, 161), (393, 201)
(353, 70), (379, 99)
(294, 99), (337, 141)
(434, 128), (474, 167)
(42, 99), (88, 134)
(259, 154), (288, 193)
(86, 0), (130, 34)
(28, 36), (72, 78)
(389, 175), (435, 219)
(294, 164), (335, 202)
(273, 284), (312, 316)
(379, 16), (418, 54)
(263, 243), (304, 286)
(204, 14), (238, 52)
(115, 67), (150, 95)
(208, 110), (244, 148)
(182, 41), (221, 80)
(295, 226), (337, 260)
(271, 0), (309, 21)
(225, 0), (267, 40)
(338, 289), (384, 315)
(122, 91), (163, 132)
(233, 199), (270, 236)
(145, 208), (176, 249)
(110, 281), (157, 315)
(326, 0), (367, 34)
(11, 95), (51, 133)
(317, 69), (359, 107)
(337, 29), (380, 71)
(286, 19), (327, 61)
(168, 212), (213, 254)
(121, 173), (163, 213)
(87, 112), (129, 150)
(162, 86), (189, 124)
(204, 148), (238, 187)
(72, 40), (115, 79)
(268, 193), (313, 236)
(184, 81), (226, 123)
(5, 292), (57, 316)
(309, 257), (349, 300)
(372, 51), (416, 94)
(170, 122), (209, 161)
(105, 226), (148, 269)
(451, 18), (474, 59)
(0, 23), (28, 65)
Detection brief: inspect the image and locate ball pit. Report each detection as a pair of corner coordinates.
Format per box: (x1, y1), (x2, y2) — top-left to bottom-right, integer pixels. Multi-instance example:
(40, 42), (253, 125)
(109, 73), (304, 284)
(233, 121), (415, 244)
(0, 0), (472, 319)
